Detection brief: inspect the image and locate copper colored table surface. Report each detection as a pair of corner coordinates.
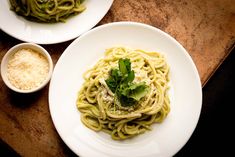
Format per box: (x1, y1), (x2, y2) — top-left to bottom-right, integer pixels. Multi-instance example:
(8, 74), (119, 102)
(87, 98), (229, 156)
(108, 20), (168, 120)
(0, 0), (235, 156)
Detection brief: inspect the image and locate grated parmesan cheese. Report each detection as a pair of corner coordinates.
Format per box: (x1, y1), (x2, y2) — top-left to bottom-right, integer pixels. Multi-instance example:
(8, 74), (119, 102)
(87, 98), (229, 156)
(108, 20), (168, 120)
(7, 48), (49, 90)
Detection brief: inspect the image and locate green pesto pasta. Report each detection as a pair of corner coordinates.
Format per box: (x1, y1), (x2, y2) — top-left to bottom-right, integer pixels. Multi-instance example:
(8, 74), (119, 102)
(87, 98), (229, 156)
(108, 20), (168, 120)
(76, 47), (170, 140)
(9, 0), (86, 23)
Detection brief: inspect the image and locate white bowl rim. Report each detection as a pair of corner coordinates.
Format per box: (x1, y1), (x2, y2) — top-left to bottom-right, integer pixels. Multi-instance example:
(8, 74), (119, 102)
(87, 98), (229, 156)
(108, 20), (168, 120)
(1, 43), (53, 93)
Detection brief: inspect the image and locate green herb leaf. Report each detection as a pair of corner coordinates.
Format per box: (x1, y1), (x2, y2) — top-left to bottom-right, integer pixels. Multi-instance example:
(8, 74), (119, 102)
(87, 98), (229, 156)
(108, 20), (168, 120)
(105, 78), (117, 93)
(105, 68), (122, 93)
(118, 95), (137, 107)
(118, 58), (131, 75)
(128, 83), (149, 101)
(120, 82), (149, 101)
(105, 58), (149, 107)
(123, 58), (131, 73)
(123, 70), (135, 84)
(111, 68), (122, 84)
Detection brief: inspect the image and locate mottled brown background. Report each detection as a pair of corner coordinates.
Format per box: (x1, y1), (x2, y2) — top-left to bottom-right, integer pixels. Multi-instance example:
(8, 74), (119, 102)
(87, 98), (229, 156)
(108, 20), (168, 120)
(0, 0), (235, 156)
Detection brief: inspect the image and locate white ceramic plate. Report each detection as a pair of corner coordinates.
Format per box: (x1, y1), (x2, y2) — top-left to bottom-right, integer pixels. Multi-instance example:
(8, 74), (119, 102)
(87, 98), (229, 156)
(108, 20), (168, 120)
(0, 0), (113, 44)
(49, 22), (202, 157)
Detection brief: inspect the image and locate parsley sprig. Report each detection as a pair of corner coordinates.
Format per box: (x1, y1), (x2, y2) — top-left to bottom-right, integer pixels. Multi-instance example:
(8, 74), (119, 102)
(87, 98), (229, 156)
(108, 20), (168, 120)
(105, 58), (149, 107)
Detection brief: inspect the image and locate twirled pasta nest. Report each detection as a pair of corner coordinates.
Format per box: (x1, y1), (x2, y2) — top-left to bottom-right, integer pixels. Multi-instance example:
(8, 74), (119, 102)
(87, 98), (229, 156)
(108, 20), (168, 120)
(77, 47), (170, 140)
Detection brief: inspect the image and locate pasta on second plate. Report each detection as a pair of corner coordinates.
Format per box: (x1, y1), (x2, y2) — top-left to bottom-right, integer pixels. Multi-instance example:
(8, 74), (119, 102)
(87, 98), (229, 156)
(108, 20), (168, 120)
(9, 0), (86, 23)
(76, 47), (170, 140)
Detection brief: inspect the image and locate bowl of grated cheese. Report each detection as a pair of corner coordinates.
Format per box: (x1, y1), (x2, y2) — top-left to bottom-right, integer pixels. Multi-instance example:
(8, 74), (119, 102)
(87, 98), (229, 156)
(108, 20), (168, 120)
(1, 43), (53, 93)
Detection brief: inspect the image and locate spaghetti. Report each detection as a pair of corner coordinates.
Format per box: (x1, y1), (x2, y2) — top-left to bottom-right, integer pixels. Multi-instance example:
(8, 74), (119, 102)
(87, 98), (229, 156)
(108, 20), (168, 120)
(76, 47), (170, 140)
(9, 0), (86, 23)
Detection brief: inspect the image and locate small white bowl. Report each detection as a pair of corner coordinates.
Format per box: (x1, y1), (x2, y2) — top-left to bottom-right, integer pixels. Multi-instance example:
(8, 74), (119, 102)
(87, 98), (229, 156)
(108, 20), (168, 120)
(1, 43), (53, 93)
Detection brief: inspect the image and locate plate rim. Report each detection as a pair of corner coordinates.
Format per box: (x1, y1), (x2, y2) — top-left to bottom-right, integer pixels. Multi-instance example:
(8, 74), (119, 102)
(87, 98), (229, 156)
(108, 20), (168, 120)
(0, 0), (114, 44)
(49, 21), (202, 157)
